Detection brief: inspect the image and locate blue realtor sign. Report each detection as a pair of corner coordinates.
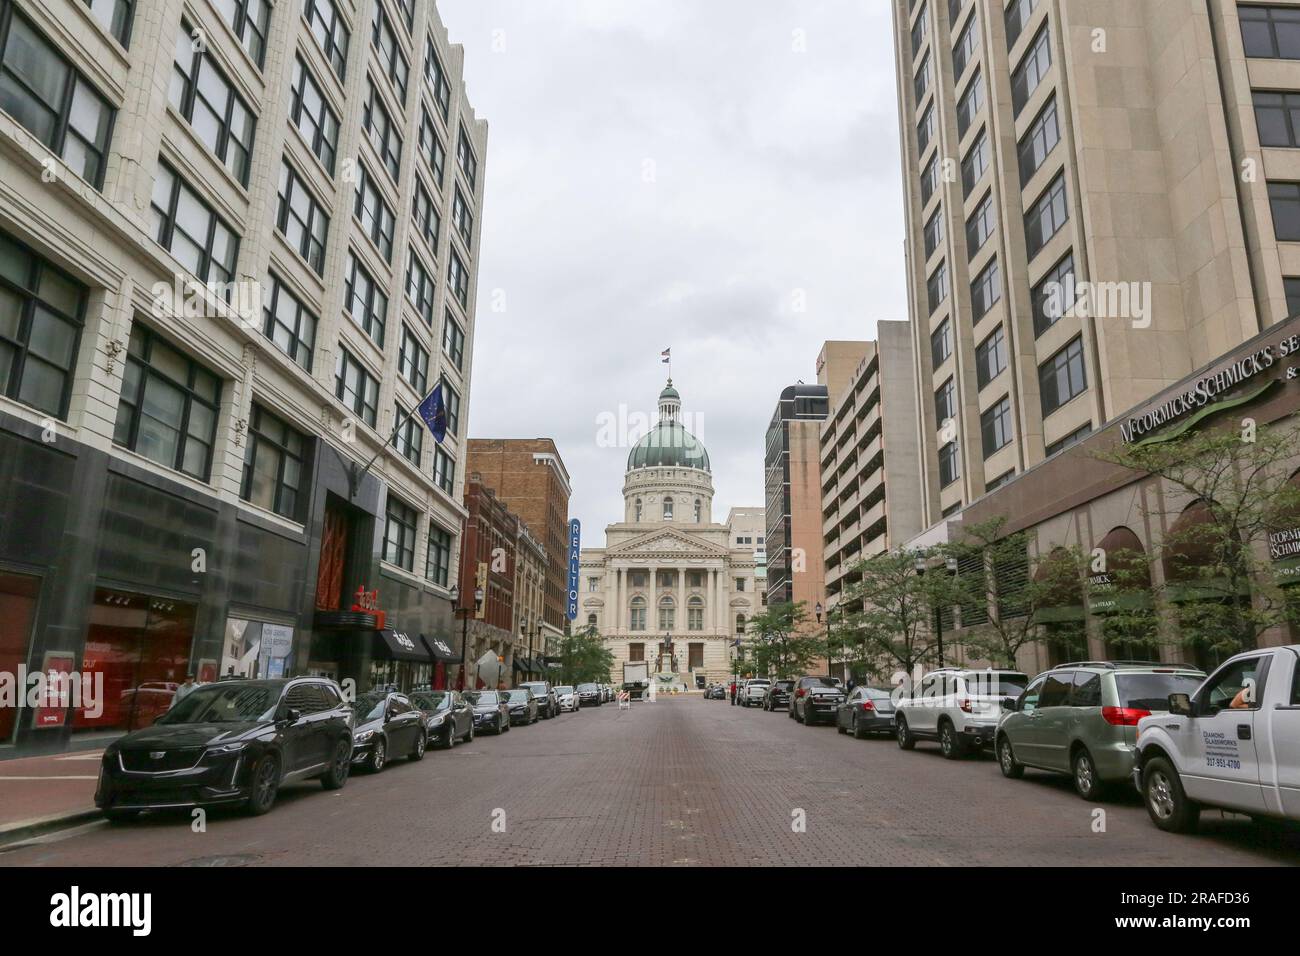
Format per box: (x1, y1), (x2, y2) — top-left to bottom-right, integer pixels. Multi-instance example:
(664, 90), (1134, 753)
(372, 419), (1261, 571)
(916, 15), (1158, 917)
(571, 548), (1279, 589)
(566, 519), (581, 621)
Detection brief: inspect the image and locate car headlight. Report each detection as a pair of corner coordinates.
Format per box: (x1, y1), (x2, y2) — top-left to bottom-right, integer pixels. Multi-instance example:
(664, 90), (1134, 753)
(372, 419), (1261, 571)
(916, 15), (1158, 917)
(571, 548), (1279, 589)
(206, 741), (247, 755)
(428, 715), (446, 727)
(354, 730), (375, 744)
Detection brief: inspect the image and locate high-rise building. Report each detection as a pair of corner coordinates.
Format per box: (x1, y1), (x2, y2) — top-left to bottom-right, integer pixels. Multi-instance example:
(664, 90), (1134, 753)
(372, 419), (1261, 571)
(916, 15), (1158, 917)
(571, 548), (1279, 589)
(464, 438), (572, 649)
(763, 383), (830, 613)
(818, 322), (924, 614)
(0, 0), (486, 753)
(892, 0), (1300, 526)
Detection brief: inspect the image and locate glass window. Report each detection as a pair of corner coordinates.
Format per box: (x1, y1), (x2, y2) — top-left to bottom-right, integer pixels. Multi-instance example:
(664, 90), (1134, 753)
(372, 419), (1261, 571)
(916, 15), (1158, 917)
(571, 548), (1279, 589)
(1004, 0), (1038, 48)
(657, 597), (675, 631)
(1071, 671), (1103, 707)
(1039, 672), (1073, 708)
(440, 375), (460, 435)
(1038, 334), (1087, 416)
(1240, 5), (1300, 59)
(304, 0), (349, 80)
(923, 206), (944, 258)
(276, 159), (329, 274)
(457, 124), (477, 190)
(0, 230), (87, 418)
(934, 376), (955, 424)
(391, 402), (422, 466)
(980, 396), (1012, 458)
(1044, 422), (1091, 457)
(1011, 25), (1052, 116)
(113, 324), (222, 480)
(961, 128), (988, 197)
(448, 249), (469, 308)
(956, 69), (983, 137)
(939, 440), (960, 488)
(212, 0), (269, 67)
(970, 257), (1001, 320)
(1024, 172), (1068, 260)
(334, 347), (379, 427)
(911, 3), (928, 53)
(0, 5), (115, 188)
(442, 310), (464, 369)
(452, 187), (473, 246)
(84, 0), (134, 48)
(1285, 276), (1300, 316)
(241, 403), (307, 519)
(975, 324), (1006, 389)
(914, 50), (931, 101)
(952, 15), (979, 79)
(927, 260), (948, 314)
(419, 106), (446, 186)
(372, 0), (409, 103)
(434, 445), (455, 495)
(343, 252), (387, 346)
(383, 494), (418, 570)
(425, 37), (451, 120)
(398, 324), (428, 392)
(412, 177), (440, 249)
(354, 163), (395, 261)
(921, 154), (940, 205)
(1268, 180), (1300, 240)
(0, 570), (38, 742)
(630, 597), (646, 631)
(362, 75), (402, 180)
(1018, 95), (1060, 185)
(261, 272), (316, 371)
(930, 318), (952, 366)
(965, 191), (994, 254)
(290, 54), (338, 174)
(917, 102), (935, 154)
(426, 522), (451, 584)
(1032, 251), (1074, 337)
(405, 246), (435, 323)
(151, 162), (240, 286)
(169, 20), (256, 185)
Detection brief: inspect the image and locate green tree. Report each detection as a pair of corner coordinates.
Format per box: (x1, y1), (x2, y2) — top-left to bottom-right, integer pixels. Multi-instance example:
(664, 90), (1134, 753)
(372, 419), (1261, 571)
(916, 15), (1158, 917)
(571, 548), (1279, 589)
(555, 626), (616, 685)
(742, 602), (820, 678)
(837, 548), (945, 684)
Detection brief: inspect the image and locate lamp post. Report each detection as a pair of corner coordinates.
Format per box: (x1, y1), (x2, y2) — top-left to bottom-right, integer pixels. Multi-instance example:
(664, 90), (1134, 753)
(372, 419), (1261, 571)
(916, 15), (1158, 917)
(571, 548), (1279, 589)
(814, 601), (838, 683)
(915, 555), (958, 667)
(528, 616), (542, 681)
(452, 584), (484, 690)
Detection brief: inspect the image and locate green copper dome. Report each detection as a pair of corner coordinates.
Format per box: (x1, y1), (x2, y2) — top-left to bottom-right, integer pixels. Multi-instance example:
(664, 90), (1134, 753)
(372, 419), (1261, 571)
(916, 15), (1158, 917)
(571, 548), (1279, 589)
(660, 383), (680, 401)
(627, 422), (710, 471)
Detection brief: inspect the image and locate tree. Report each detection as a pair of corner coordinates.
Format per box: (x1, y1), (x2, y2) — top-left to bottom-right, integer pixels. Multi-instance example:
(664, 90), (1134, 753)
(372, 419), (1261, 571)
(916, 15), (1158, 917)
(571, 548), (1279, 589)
(742, 602), (820, 678)
(1092, 422), (1300, 661)
(836, 549), (946, 685)
(555, 626), (616, 685)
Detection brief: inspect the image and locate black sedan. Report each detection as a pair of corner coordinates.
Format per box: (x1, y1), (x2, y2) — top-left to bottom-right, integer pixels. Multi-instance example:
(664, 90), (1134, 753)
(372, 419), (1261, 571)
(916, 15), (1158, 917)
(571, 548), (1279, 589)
(790, 676), (847, 726)
(762, 679), (795, 711)
(836, 686), (897, 739)
(95, 678), (353, 821)
(411, 690), (474, 748)
(465, 690), (511, 734)
(504, 689), (539, 725)
(576, 682), (602, 707)
(351, 691), (428, 772)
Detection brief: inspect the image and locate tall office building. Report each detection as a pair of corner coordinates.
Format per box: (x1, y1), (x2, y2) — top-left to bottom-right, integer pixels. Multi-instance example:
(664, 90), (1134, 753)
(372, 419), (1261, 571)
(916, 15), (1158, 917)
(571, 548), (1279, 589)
(763, 383), (830, 613)
(892, 0), (1300, 526)
(0, 0), (486, 754)
(818, 322), (924, 613)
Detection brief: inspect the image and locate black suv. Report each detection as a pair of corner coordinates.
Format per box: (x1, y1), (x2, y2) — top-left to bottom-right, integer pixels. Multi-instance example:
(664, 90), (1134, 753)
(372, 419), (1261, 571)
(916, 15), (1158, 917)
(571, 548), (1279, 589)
(789, 676), (847, 726)
(96, 678), (353, 821)
(763, 680), (795, 711)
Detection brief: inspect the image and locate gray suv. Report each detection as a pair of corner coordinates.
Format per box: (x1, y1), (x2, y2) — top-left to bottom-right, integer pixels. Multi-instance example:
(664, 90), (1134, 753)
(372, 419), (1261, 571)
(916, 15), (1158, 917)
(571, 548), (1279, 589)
(995, 661), (1205, 800)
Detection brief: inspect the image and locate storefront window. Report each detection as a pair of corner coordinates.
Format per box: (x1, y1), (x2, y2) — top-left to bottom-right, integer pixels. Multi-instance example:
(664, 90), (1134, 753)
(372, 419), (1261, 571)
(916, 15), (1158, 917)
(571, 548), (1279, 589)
(222, 618), (295, 679)
(74, 589), (196, 734)
(0, 571), (40, 743)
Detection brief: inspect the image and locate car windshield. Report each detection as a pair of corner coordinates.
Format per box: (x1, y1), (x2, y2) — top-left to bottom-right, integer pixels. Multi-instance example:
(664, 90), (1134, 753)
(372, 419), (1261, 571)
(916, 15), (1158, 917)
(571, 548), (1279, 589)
(353, 693), (390, 721)
(749, 679), (770, 685)
(864, 687), (894, 700)
(506, 690), (530, 703)
(556, 686), (574, 694)
(963, 673), (1029, 697)
(577, 683), (597, 692)
(156, 683), (280, 724)
(1115, 673), (1205, 710)
(774, 681), (794, 690)
(410, 692), (449, 712)
(804, 678), (839, 689)
(465, 691), (500, 705)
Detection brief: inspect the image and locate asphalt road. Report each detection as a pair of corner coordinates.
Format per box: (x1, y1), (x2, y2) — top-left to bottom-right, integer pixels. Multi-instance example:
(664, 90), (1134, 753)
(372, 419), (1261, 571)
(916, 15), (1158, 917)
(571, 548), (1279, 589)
(0, 695), (1294, 866)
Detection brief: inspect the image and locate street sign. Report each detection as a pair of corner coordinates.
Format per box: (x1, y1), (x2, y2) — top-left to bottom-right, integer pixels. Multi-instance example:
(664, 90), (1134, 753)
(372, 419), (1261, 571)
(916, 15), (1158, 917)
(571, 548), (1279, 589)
(566, 518), (581, 621)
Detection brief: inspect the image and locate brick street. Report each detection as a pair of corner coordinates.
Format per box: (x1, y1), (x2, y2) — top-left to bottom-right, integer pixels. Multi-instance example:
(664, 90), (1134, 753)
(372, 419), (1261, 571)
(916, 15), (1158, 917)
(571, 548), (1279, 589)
(1, 696), (1294, 867)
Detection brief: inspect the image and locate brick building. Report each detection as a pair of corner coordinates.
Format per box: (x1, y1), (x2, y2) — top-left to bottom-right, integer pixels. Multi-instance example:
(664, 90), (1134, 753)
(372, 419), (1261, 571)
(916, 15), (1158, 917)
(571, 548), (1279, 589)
(456, 474), (518, 688)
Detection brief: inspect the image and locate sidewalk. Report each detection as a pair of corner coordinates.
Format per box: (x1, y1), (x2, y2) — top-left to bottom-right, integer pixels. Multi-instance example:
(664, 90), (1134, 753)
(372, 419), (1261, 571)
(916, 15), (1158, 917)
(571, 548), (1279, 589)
(0, 750), (103, 843)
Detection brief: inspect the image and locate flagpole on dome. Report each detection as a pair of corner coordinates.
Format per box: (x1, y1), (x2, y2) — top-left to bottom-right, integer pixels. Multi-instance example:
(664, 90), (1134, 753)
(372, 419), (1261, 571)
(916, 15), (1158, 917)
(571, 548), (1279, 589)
(661, 346), (671, 383)
(345, 379), (448, 500)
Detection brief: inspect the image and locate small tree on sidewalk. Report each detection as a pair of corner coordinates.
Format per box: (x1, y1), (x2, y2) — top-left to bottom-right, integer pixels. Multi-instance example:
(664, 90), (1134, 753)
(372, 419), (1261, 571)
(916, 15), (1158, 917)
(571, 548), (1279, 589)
(744, 602), (818, 677)
(837, 549), (946, 685)
(555, 626), (616, 685)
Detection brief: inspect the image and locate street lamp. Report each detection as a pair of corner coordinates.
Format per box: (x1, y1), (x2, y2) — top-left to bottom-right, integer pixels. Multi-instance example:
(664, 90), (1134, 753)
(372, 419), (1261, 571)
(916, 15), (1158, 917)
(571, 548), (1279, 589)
(814, 601), (839, 683)
(453, 584), (484, 690)
(915, 555), (958, 667)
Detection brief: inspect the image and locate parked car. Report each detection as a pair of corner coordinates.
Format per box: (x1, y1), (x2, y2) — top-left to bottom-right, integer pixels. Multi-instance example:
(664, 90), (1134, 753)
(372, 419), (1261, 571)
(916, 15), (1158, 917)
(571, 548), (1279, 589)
(789, 676), (847, 725)
(465, 690), (511, 734)
(577, 682), (603, 707)
(350, 691), (429, 772)
(739, 678), (771, 707)
(410, 690), (474, 748)
(836, 686), (897, 738)
(96, 678), (353, 821)
(1132, 646), (1300, 831)
(555, 685), (578, 712)
(519, 681), (559, 719)
(896, 668), (1029, 758)
(603, 684), (614, 702)
(996, 662), (1203, 799)
(504, 688), (539, 725)
(763, 679), (795, 711)
(705, 683), (727, 700)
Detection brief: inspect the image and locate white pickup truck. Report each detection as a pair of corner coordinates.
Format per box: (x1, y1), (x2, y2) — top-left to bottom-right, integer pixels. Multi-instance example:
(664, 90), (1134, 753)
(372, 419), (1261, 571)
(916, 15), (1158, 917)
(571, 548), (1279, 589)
(1132, 644), (1300, 832)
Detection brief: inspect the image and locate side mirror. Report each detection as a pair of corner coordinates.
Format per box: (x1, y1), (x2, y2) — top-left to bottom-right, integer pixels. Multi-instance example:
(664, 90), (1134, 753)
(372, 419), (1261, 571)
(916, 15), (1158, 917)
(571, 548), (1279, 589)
(1168, 693), (1194, 717)
(283, 707), (303, 723)
(1001, 697), (1017, 713)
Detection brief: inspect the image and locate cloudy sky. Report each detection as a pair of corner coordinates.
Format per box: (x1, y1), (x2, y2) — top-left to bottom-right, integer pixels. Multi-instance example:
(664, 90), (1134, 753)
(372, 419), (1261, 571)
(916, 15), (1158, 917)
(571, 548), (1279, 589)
(440, 0), (908, 537)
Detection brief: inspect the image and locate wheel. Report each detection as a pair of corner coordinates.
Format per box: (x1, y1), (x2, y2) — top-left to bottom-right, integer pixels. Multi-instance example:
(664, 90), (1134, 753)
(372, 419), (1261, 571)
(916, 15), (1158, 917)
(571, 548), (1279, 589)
(997, 735), (1024, 779)
(465, 721), (475, 742)
(836, 717), (847, 734)
(321, 739), (351, 789)
(852, 714), (868, 740)
(368, 737), (387, 773)
(939, 720), (966, 760)
(503, 716), (511, 732)
(804, 707), (816, 726)
(409, 730), (426, 762)
(896, 716), (915, 750)
(1143, 756), (1199, 833)
(1072, 748), (1106, 800)
(444, 724), (456, 749)
(496, 715), (505, 735)
(246, 754), (281, 815)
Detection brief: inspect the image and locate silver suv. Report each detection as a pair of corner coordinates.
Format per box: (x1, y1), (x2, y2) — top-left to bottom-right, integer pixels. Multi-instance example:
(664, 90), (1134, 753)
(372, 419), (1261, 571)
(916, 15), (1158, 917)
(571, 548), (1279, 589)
(895, 668), (1029, 757)
(996, 661), (1205, 800)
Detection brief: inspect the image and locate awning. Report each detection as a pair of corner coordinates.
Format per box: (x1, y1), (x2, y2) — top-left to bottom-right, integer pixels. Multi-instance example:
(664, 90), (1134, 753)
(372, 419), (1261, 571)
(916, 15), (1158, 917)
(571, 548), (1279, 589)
(422, 634), (459, 662)
(512, 656), (532, 672)
(376, 628), (430, 662)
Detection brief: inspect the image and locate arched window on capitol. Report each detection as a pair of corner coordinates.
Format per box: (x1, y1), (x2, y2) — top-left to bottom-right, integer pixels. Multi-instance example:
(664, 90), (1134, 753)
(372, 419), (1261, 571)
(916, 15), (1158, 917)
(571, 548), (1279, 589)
(663, 496), (673, 520)
(629, 596), (646, 631)
(688, 595), (703, 630)
(658, 595), (675, 630)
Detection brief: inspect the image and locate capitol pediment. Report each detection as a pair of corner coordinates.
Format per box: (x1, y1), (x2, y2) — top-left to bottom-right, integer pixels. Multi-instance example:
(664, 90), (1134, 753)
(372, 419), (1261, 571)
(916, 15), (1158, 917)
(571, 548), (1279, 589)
(607, 527), (729, 559)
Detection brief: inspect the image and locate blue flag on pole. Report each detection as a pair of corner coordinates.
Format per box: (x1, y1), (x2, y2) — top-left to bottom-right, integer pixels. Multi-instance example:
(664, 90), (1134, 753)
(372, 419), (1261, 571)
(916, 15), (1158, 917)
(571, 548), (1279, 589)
(417, 383), (448, 444)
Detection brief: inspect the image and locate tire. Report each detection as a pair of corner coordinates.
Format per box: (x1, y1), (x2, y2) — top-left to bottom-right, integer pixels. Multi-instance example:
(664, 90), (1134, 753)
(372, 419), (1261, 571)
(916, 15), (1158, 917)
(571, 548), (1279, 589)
(1072, 747), (1106, 800)
(496, 715), (505, 735)
(368, 737), (387, 773)
(465, 721), (475, 742)
(246, 754), (280, 815)
(1142, 756), (1199, 833)
(444, 724), (456, 749)
(896, 716), (916, 750)
(852, 714), (868, 740)
(939, 720), (966, 760)
(321, 739), (351, 789)
(836, 718), (847, 734)
(409, 730), (426, 762)
(997, 734), (1024, 779)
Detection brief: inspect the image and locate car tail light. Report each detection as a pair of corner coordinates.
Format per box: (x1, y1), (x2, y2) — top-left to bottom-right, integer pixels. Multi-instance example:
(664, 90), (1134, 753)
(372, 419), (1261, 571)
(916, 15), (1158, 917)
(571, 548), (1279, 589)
(959, 698), (973, 713)
(1101, 706), (1150, 726)
(860, 700), (875, 712)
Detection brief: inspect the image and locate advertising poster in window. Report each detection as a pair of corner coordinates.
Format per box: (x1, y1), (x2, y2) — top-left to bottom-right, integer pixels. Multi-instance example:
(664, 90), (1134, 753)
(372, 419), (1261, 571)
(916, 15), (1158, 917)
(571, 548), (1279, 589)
(222, 619), (295, 679)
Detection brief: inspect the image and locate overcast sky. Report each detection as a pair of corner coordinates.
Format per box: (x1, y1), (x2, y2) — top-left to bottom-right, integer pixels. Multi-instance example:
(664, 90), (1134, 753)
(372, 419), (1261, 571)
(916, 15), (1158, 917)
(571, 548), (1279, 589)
(441, 0), (907, 539)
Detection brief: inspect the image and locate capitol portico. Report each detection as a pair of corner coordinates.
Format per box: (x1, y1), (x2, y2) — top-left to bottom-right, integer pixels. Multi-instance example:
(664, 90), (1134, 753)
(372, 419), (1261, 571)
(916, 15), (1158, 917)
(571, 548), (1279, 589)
(580, 381), (763, 687)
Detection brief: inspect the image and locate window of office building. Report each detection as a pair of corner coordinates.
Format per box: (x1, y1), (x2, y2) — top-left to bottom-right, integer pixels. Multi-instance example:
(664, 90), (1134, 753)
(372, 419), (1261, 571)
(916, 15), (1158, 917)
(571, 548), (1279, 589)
(170, 20), (255, 184)
(448, 249), (469, 308)
(934, 376), (955, 424)
(930, 318), (952, 366)
(362, 76), (402, 180)
(1240, 5), (1300, 59)
(113, 324), (221, 480)
(911, 3), (928, 53)
(1032, 251), (1074, 337)
(412, 177), (440, 249)
(0, 230), (86, 419)
(923, 206), (944, 258)
(987, 469), (1016, 491)
(1019, 95), (1060, 185)
(290, 54), (338, 174)
(426, 522), (451, 585)
(927, 260), (949, 314)
(335, 347), (379, 427)
(1286, 276), (1300, 316)
(440, 375), (460, 435)
(442, 311), (464, 369)
(1268, 180), (1300, 240)
(150, 162), (239, 286)
(212, 0), (269, 67)
(419, 107), (446, 186)
(391, 402), (422, 465)
(383, 494), (418, 570)
(304, 0), (349, 80)
(921, 154), (940, 205)
(434, 445), (455, 495)
(241, 403), (306, 520)
(1024, 172), (1068, 259)
(425, 37), (451, 119)
(914, 50), (931, 101)
(952, 14), (979, 79)
(961, 128), (988, 197)
(917, 102), (935, 153)
(261, 271), (316, 371)
(457, 125), (477, 190)
(0, 4), (115, 188)
(965, 191), (994, 254)
(970, 257), (1001, 320)
(85, 0), (134, 48)
(276, 159), (329, 274)
(354, 163), (395, 261)
(939, 440), (960, 488)
(1011, 25), (1051, 116)
(372, 0), (409, 102)
(344, 251), (387, 346)
(1039, 335), (1087, 416)
(981, 396), (1012, 458)
(1004, 0), (1038, 48)
(405, 246), (435, 323)
(1044, 421), (1091, 457)
(452, 188), (473, 246)
(975, 324), (1007, 389)
(398, 324), (428, 392)
(956, 69), (983, 137)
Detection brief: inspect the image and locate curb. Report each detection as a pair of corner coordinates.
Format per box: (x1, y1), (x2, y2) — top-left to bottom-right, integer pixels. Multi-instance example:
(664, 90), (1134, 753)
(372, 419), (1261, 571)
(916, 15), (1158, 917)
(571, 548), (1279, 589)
(0, 809), (102, 848)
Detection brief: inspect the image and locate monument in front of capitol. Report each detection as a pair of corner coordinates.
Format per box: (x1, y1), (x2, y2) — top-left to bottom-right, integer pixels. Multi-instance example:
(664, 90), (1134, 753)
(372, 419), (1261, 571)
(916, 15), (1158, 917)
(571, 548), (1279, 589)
(579, 380), (763, 688)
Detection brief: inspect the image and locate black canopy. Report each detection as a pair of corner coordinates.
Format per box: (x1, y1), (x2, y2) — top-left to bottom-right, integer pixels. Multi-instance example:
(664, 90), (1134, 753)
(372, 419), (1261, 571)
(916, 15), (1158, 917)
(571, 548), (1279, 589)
(375, 628), (430, 662)
(422, 634), (459, 662)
